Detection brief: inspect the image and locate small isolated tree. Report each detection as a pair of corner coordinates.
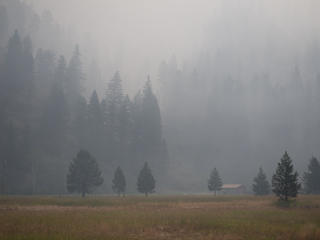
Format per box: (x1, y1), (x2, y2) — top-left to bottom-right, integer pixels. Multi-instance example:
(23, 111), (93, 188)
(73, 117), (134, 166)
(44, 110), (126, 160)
(112, 166), (126, 197)
(272, 151), (301, 201)
(67, 149), (104, 197)
(302, 156), (320, 194)
(252, 167), (270, 196)
(207, 167), (223, 196)
(137, 162), (155, 197)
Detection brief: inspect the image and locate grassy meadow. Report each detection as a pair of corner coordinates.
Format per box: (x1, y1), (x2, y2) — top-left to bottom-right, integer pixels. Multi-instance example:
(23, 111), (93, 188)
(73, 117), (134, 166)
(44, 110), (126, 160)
(0, 194), (319, 239)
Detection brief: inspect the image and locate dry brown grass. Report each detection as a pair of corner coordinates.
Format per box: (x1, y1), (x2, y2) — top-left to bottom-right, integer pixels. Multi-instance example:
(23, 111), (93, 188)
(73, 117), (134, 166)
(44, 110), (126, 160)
(0, 195), (319, 239)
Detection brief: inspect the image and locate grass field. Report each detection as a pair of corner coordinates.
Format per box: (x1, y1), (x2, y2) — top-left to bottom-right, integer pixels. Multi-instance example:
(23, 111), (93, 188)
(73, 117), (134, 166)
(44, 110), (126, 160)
(0, 194), (319, 239)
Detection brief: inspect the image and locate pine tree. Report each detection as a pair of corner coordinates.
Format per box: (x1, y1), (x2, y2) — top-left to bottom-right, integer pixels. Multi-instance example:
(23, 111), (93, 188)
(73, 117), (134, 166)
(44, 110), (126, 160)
(35, 48), (56, 88)
(2, 30), (23, 92)
(302, 156), (320, 194)
(118, 95), (132, 167)
(54, 55), (67, 91)
(207, 167), (223, 196)
(72, 96), (88, 149)
(21, 35), (35, 93)
(87, 90), (103, 157)
(137, 162), (155, 197)
(105, 71), (124, 167)
(272, 151), (301, 201)
(40, 82), (69, 156)
(0, 4), (8, 47)
(252, 167), (270, 196)
(112, 166), (126, 197)
(66, 44), (85, 107)
(140, 76), (168, 181)
(67, 149), (104, 198)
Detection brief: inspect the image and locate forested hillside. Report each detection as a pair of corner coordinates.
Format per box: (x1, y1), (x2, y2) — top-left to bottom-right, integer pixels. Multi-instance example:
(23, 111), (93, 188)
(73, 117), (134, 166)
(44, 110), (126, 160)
(1, 0), (320, 194)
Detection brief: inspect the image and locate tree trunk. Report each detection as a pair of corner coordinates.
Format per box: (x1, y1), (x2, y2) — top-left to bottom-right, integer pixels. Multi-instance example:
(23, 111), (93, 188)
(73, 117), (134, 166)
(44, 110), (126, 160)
(145, 192), (147, 197)
(214, 190), (216, 196)
(118, 190), (120, 197)
(123, 192), (125, 197)
(82, 192), (85, 198)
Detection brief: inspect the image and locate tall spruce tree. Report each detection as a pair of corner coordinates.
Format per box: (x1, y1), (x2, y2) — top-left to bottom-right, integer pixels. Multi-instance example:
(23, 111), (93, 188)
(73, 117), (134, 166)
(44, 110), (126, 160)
(87, 90), (103, 157)
(2, 30), (23, 92)
(66, 44), (85, 107)
(140, 76), (169, 182)
(0, 4), (8, 47)
(67, 149), (104, 198)
(72, 96), (88, 149)
(302, 156), (320, 194)
(112, 166), (126, 197)
(105, 71), (124, 167)
(207, 167), (223, 196)
(272, 151), (301, 201)
(40, 82), (69, 156)
(137, 162), (155, 197)
(35, 48), (56, 88)
(21, 35), (35, 93)
(54, 55), (67, 90)
(252, 167), (270, 196)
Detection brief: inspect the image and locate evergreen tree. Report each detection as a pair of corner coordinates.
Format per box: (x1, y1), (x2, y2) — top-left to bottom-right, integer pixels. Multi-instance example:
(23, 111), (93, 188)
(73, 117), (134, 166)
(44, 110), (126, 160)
(21, 35), (35, 94)
(112, 166), (126, 197)
(66, 44), (85, 107)
(272, 151), (301, 201)
(140, 76), (169, 181)
(35, 48), (56, 87)
(72, 96), (88, 148)
(1, 30), (23, 92)
(54, 55), (67, 90)
(252, 167), (270, 196)
(118, 95), (132, 166)
(0, 4), (8, 47)
(105, 71), (124, 166)
(67, 149), (104, 198)
(87, 90), (103, 157)
(40, 82), (69, 156)
(302, 156), (320, 194)
(137, 162), (155, 197)
(207, 167), (223, 196)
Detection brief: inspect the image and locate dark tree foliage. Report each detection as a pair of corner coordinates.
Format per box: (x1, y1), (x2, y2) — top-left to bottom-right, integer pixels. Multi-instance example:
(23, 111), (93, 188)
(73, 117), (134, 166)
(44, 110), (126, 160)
(21, 35), (35, 93)
(1, 30), (23, 92)
(40, 82), (69, 156)
(272, 151), (301, 201)
(54, 55), (67, 90)
(72, 96), (88, 148)
(302, 156), (320, 194)
(67, 149), (104, 198)
(87, 90), (103, 157)
(112, 166), (126, 197)
(207, 167), (223, 196)
(0, 4), (8, 47)
(35, 48), (56, 87)
(66, 44), (85, 107)
(137, 162), (155, 197)
(252, 167), (270, 196)
(104, 71), (124, 166)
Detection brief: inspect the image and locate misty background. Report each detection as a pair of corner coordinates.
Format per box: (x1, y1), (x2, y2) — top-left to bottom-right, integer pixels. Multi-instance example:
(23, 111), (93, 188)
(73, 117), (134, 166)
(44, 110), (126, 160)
(1, 0), (320, 194)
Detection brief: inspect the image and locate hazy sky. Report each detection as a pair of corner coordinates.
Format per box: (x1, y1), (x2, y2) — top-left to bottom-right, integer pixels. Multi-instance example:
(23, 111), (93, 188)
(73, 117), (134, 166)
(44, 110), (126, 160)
(24, 0), (320, 94)
(26, 0), (218, 89)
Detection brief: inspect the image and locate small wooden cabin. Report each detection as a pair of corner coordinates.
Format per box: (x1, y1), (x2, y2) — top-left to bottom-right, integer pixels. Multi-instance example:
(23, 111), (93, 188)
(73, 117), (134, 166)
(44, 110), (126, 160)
(221, 184), (246, 194)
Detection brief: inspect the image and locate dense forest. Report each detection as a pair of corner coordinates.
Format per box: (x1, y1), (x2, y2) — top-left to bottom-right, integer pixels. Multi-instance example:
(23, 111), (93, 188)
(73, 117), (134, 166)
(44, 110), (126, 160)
(0, 0), (320, 194)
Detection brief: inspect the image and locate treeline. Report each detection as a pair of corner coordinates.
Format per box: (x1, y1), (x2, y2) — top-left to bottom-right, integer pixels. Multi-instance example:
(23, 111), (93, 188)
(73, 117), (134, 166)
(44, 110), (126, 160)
(0, 29), (169, 195)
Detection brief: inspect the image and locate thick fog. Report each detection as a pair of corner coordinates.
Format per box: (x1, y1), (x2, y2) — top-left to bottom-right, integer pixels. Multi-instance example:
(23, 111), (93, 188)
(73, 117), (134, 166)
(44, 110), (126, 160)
(1, 0), (320, 194)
